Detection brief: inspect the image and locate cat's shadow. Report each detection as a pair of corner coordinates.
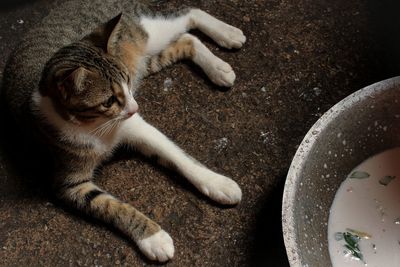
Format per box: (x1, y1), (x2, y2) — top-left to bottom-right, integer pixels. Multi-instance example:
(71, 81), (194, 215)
(0, 97), (53, 202)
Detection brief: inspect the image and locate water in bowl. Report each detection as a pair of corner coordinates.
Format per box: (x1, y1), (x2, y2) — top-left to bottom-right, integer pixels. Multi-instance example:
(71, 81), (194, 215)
(328, 147), (400, 267)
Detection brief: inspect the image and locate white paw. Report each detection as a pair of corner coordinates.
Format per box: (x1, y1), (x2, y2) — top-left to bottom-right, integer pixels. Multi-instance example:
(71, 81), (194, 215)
(205, 57), (236, 87)
(197, 171), (242, 205)
(212, 24), (246, 49)
(137, 230), (174, 262)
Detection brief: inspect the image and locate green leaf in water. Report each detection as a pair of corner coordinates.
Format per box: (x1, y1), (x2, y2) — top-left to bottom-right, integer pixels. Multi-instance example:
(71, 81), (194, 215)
(379, 175), (396, 186)
(343, 232), (364, 262)
(349, 171), (370, 179)
(343, 232), (359, 248)
(345, 244), (364, 261)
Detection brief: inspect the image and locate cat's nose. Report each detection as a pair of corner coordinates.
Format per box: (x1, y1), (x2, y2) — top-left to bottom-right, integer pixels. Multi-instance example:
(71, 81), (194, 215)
(125, 99), (139, 118)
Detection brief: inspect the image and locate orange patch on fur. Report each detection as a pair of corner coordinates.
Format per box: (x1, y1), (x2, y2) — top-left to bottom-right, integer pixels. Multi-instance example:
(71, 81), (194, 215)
(119, 41), (146, 74)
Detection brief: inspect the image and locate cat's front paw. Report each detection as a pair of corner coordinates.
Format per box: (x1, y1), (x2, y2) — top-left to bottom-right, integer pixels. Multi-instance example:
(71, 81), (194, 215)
(137, 230), (174, 262)
(198, 172), (242, 205)
(205, 57), (236, 87)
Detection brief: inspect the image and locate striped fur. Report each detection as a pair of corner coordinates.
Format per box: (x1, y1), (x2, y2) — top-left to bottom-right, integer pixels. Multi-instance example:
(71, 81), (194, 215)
(146, 34), (196, 75)
(2, 0), (246, 262)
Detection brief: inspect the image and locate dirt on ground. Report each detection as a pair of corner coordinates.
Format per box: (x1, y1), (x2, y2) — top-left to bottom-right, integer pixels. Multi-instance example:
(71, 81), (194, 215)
(0, 0), (399, 266)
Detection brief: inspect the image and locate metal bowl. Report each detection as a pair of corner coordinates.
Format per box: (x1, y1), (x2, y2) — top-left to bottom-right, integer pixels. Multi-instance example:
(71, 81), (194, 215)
(282, 77), (400, 266)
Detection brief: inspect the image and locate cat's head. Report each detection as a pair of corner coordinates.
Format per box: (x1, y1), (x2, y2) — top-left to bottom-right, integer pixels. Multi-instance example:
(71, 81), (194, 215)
(40, 13), (144, 127)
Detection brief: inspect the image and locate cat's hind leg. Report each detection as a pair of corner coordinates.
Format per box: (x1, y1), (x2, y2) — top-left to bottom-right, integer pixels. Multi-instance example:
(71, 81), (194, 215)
(141, 8), (246, 53)
(189, 9), (246, 49)
(140, 9), (245, 86)
(140, 9), (194, 55)
(146, 33), (235, 87)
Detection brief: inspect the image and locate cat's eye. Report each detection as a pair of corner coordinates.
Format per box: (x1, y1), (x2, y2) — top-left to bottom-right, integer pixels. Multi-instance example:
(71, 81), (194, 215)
(102, 95), (116, 108)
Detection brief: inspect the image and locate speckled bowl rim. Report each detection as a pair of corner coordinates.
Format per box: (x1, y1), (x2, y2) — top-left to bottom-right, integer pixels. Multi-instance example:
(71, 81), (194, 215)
(281, 76), (400, 266)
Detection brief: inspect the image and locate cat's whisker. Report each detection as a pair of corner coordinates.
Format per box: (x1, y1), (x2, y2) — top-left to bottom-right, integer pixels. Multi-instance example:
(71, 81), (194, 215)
(90, 117), (122, 137)
(96, 122), (113, 137)
(105, 118), (122, 136)
(110, 119), (122, 134)
(101, 122), (113, 136)
(91, 125), (109, 137)
(89, 118), (116, 136)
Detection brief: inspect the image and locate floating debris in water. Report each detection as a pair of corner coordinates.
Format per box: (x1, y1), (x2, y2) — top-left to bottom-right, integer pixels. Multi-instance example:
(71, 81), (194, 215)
(17, 19), (24, 24)
(373, 200), (386, 222)
(260, 86), (266, 92)
(394, 218), (400, 225)
(346, 228), (372, 239)
(349, 171), (370, 179)
(379, 175), (396, 186)
(334, 232), (344, 241)
(346, 187), (353, 193)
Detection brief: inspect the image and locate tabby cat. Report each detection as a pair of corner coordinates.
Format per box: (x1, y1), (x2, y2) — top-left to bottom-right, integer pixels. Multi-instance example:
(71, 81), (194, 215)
(2, 0), (245, 262)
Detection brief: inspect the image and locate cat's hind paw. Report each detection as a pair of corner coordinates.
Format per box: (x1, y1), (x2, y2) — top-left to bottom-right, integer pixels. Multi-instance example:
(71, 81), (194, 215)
(213, 24), (246, 49)
(137, 230), (174, 262)
(191, 9), (246, 49)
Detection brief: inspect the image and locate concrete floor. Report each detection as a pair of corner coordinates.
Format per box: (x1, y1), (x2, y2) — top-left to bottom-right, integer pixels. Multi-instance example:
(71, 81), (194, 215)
(1, 0), (400, 266)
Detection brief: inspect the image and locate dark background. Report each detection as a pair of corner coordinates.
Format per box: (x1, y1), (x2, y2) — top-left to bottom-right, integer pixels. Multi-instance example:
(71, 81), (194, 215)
(1, 0), (400, 266)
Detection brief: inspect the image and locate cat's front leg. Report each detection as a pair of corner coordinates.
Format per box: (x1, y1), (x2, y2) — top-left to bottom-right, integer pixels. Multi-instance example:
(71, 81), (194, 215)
(119, 114), (242, 205)
(56, 168), (174, 262)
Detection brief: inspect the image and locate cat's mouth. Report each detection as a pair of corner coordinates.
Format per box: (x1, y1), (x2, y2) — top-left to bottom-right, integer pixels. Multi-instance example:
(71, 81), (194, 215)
(123, 111), (136, 119)
(122, 104), (139, 119)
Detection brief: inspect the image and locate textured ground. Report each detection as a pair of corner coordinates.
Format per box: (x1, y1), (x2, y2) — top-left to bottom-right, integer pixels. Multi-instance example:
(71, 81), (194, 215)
(0, 0), (399, 266)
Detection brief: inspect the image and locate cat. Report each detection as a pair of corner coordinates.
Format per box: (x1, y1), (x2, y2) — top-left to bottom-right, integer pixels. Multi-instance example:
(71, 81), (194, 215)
(2, 0), (245, 262)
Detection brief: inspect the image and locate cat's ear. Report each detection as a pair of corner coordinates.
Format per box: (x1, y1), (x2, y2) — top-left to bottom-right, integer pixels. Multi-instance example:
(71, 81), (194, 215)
(83, 13), (123, 54)
(56, 67), (88, 99)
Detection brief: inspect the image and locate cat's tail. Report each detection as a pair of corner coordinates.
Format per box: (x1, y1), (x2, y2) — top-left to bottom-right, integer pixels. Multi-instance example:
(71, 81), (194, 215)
(58, 179), (174, 262)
